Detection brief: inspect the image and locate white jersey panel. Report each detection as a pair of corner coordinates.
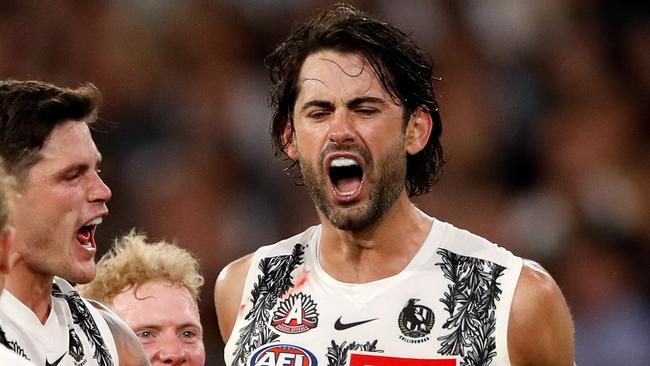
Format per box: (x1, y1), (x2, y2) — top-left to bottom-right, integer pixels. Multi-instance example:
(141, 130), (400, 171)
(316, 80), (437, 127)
(0, 344), (35, 365)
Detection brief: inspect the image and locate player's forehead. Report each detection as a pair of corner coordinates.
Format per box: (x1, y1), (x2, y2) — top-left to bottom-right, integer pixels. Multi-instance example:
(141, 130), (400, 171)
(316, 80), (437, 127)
(301, 50), (368, 76)
(40, 121), (98, 156)
(23, 121), (99, 178)
(297, 50), (388, 101)
(112, 281), (201, 324)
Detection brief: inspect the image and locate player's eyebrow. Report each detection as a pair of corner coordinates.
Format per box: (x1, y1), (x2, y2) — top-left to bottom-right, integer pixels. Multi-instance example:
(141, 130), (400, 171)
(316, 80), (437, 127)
(344, 96), (386, 108)
(300, 100), (334, 113)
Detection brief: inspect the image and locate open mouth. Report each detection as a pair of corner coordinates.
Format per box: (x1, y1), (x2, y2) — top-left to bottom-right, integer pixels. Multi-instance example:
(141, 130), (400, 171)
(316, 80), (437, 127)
(75, 217), (102, 250)
(328, 157), (364, 200)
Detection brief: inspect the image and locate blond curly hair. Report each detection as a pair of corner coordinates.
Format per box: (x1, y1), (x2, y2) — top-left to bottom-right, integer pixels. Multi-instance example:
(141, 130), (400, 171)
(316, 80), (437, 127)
(77, 230), (204, 306)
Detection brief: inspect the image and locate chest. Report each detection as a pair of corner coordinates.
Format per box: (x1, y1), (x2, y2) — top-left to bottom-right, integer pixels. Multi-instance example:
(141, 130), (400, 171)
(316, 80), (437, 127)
(226, 244), (512, 366)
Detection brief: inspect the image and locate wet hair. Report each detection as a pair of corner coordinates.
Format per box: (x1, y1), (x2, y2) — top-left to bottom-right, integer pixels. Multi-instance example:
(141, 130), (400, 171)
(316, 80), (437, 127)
(76, 230), (204, 305)
(0, 79), (102, 182)
(266, 3), (444, 196)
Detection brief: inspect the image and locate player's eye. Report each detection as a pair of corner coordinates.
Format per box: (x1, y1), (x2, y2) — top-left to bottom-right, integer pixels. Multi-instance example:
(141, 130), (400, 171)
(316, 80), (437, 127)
(180, 330), (196, 338)
(137, 330), (154, 339)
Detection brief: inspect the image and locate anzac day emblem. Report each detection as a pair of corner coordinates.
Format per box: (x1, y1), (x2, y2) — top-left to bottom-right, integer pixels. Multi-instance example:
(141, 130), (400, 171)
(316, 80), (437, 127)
(398, 298), (434, 343)
(271, 293), (319, 334)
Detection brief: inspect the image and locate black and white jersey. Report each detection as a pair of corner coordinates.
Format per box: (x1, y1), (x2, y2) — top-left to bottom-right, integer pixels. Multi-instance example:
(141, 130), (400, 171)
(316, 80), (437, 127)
(225, 218), (523, 366)
(0, 277), (118, 366)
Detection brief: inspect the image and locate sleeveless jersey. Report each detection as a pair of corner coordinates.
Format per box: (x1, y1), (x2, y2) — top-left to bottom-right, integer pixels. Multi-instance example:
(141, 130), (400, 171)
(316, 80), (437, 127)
(224, 219), (523, 366)
(0, 277), (119, 366)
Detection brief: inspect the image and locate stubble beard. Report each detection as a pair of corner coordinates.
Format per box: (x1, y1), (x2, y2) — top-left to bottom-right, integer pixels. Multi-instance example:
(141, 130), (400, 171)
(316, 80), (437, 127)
(24, 230), (95, 285)
(300, 140), (407, 232)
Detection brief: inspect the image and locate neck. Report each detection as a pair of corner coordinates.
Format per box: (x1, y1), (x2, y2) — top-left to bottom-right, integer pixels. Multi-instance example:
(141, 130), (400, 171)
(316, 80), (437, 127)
(318, 192), (432, 283)
(5, 262), (54, 324)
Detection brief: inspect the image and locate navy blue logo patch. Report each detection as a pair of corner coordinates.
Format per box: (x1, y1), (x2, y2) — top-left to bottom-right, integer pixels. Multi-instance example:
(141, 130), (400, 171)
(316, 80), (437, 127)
(249, 343), (317, 366)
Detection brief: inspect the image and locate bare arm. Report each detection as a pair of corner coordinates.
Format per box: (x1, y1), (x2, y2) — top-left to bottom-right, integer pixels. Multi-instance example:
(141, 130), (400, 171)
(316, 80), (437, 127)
(508, 260), (575, 366)
(91, 301), (151, 366)
(214, 253), (253, 343)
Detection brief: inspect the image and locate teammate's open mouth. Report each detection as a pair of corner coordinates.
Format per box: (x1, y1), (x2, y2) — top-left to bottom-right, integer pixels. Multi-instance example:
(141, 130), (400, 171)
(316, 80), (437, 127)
(328, 157), (364, 200)
(75, 217), (102, 249)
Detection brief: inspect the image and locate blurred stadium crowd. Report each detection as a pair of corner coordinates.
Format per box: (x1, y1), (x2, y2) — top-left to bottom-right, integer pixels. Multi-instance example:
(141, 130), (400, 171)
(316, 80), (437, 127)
(1, 1), (648, 365)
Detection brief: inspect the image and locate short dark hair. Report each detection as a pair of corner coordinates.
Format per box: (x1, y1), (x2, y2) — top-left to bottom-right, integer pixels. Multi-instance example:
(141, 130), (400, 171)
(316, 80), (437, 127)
(0, 79), (102, 181)
(266, 3), (444, 196)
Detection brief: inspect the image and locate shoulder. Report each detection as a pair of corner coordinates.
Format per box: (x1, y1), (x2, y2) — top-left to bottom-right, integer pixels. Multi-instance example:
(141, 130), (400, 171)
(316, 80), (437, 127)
(434, 219), (522, 269)
(215, 253), (254, 308)
(214, 253), (254, 343)
(215, 227), (319, 342)
(216, 253), (254, 289)
(508, 260), (575, 366)
(214, 226), (319, 313)
(88, 301), (151, 366)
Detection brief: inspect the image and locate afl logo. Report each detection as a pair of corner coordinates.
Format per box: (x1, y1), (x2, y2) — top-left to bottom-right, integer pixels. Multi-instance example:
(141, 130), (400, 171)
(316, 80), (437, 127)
(398, 298), (434, 343)
(249, 344), (317, 366)
(271, 293), (319, 334)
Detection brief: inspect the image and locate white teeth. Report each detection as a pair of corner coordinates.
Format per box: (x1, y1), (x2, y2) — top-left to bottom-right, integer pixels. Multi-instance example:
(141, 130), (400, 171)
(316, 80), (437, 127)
(331, 158), (358, 167)
(86, 217), (103, 226)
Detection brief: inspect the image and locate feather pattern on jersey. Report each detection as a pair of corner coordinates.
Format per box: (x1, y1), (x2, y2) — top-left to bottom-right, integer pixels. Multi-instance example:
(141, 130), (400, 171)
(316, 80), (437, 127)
(52, 284), (113, 366)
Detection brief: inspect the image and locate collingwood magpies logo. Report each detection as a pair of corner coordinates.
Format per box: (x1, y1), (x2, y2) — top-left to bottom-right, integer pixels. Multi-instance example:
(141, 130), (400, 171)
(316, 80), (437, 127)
(398, 298), (434, 343)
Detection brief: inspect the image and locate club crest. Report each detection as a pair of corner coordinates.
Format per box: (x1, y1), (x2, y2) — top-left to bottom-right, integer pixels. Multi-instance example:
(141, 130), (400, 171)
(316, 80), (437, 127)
(271, 293), (319, 334)
(398, 298), (434, 343)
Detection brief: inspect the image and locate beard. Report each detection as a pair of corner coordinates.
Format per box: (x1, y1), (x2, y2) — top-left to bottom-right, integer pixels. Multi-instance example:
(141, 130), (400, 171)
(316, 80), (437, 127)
(19, 224), (96, 285)
(299, 139), (407, 232)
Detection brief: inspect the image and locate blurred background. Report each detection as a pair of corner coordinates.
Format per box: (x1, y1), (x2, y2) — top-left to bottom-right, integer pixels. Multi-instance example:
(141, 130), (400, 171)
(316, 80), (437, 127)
(1, 0), (648, 364)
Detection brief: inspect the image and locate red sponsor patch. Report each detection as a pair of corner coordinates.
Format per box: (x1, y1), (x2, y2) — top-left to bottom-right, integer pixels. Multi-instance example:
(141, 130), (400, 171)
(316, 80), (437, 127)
(349, 353), (457, 366)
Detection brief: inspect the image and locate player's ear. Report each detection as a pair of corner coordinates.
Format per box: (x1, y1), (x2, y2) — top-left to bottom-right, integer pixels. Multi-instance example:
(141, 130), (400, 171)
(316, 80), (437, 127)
(405, 107), (432, 155)
(282, 119), (298, 161)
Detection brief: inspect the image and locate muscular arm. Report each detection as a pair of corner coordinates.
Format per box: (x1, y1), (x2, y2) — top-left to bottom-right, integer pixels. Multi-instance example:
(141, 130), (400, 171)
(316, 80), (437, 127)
(91, 301), (151, 366)
(214, 253), (253, 343)
(508, 260), (575, 366)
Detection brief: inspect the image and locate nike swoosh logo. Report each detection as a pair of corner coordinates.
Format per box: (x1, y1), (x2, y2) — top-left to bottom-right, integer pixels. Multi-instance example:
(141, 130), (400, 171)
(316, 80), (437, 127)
(334, 316), (378, 330)
(45, 353), (65, 366)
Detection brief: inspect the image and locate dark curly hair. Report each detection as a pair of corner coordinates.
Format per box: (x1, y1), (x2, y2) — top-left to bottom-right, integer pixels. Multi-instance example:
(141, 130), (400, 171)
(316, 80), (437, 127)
(266, 3), (444, 197)
(0, 79), (102, 182)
